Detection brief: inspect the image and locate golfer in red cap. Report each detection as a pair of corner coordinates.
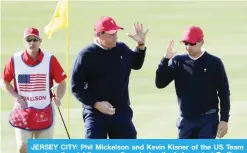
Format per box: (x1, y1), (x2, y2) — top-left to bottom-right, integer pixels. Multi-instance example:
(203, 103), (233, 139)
(155, 25), (230, 139)
(71, 16), (148, 139)
(1, 27), (67, 153)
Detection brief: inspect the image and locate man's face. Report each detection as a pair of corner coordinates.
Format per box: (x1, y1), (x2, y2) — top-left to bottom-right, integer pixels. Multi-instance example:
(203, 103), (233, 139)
(98, 31), (118, 48)
(183, 40), (204, 56)
(24, 36), (41, 51)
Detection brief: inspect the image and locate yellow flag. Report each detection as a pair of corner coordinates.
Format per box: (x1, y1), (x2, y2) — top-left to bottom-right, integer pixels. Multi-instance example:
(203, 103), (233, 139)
(45, 0), (68, 39)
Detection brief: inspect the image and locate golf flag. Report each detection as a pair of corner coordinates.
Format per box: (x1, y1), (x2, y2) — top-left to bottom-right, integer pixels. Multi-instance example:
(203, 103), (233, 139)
(44, 0), (68, 39)
(44, 0), (71, 134)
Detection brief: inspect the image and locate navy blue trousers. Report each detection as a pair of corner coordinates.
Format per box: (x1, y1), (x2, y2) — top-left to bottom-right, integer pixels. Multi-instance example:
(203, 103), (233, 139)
(176, 113), (219, 139)
(83, 106), (137, 139)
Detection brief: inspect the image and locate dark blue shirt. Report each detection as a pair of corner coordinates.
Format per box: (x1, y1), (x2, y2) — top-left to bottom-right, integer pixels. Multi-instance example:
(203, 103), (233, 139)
(155, 51), (230, 122)
(71, 42), (146, 110)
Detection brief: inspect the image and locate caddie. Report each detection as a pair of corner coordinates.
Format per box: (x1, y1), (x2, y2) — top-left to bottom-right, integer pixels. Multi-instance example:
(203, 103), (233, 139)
(1, 27), (67, 153)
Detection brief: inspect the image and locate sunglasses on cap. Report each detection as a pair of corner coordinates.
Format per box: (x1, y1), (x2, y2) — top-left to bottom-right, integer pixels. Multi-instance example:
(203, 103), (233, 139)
(25, 38), (40, 42)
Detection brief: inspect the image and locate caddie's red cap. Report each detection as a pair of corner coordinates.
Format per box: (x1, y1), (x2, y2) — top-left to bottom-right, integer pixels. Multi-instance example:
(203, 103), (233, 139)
(24, 27), (40, 39)
(181, 25), (204, 43)
(94, 16), (124, 34)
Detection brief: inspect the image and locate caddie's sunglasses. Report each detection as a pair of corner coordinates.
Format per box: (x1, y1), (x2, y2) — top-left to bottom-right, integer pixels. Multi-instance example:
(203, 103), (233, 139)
(26, 38), (40, 42)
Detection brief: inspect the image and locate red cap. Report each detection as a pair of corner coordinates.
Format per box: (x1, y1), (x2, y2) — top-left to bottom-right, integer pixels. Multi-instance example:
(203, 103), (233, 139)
(182, 26), (204, 43)
(94, 16), (123, 34)
(24, 27), (40, 38)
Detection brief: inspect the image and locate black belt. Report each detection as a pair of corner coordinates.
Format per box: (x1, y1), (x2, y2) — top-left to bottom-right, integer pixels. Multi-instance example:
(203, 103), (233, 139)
(201, 109), (217, 115)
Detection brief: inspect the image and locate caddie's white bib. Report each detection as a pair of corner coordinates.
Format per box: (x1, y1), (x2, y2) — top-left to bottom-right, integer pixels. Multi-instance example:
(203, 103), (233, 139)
(13, 51), (52, 109)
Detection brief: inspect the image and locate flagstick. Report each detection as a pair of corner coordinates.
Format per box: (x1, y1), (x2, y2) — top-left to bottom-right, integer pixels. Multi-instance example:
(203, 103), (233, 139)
(66, 0), (70, 134)
(44, 0), (70, 135)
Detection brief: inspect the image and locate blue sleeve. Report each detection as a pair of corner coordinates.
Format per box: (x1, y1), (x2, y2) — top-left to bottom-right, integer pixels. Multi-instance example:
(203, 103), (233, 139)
(71, 50), (96, 106)
(155, 56), (177, 88)
(122, 43), (146, 70)
(215, 59), (230, 122)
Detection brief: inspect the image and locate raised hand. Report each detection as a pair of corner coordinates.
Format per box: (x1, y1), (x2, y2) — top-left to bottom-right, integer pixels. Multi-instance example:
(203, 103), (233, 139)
(165, 40), (176, 59)
(127, 22), (148, 45)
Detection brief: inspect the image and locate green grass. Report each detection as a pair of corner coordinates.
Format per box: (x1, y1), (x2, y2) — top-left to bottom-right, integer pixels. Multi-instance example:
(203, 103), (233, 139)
(1, 1), (247, 152)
